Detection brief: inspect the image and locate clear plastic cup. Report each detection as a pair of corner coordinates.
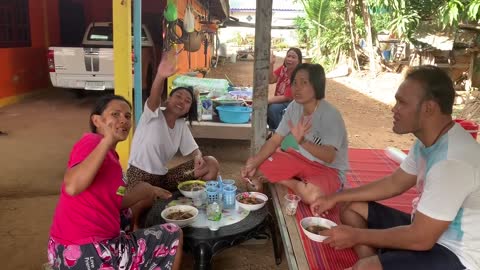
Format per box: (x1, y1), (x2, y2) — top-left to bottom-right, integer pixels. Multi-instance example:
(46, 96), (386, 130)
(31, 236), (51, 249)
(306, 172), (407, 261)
(207, 201), (222, 231)
(284, 194), (301, 216)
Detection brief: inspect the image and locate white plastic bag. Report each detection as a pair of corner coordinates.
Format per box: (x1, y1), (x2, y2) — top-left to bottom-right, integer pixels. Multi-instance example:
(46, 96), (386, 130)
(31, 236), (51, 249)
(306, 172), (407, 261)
(184, 4), (195, 33)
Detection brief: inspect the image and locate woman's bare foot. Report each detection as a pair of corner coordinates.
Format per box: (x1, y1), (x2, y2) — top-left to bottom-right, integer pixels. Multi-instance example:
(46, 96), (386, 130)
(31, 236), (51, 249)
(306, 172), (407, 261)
(293, 182), (325, 205)
(246, 176), (267, 192)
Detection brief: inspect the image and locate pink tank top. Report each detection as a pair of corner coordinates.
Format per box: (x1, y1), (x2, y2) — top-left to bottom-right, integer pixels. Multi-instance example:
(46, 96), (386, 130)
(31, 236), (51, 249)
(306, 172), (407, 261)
(50, 133), (125, 245)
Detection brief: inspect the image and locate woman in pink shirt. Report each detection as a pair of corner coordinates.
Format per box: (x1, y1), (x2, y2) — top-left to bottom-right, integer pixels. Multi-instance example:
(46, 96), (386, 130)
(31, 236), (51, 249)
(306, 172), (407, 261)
(47, 95), (182, 270)
(267, 47), (302, 130)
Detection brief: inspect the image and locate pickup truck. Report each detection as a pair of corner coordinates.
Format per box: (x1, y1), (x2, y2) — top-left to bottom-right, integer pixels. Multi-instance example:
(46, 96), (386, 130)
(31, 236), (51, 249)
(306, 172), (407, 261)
(47, 22), (157, 99)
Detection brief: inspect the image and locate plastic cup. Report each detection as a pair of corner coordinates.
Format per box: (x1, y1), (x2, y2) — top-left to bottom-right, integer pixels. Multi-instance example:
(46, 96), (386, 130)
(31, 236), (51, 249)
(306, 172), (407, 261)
(222, 179), (236, 186)
(206, 180), (219, 189)
(191, 186), (204, 207)
(222, 184), (237, 209)
(284, 194), (301, 216)
(207, 202), (222, 231)
(208, 220), (220, 231)
(206, 186), (219, 204)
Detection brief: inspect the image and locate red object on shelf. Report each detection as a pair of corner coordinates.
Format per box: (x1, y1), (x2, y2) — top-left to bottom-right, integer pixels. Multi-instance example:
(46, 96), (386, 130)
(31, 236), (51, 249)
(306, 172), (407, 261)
(454, 119), (479, 139)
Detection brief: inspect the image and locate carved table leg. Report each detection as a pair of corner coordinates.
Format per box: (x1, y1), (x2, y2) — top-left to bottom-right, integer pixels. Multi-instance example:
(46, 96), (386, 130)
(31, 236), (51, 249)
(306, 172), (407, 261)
(193, 242), (213, 270)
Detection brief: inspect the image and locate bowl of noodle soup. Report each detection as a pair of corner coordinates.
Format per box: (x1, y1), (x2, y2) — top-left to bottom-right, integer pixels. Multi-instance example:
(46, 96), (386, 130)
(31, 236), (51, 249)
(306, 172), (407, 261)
(161, 205), (198, 227)
(177, 180), (206, 198)
(236, 192), (268, 211)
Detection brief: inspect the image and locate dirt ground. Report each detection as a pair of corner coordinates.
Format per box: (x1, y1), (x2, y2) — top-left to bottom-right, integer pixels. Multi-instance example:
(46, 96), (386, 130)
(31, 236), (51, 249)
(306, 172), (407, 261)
(0, 58), (412, 270)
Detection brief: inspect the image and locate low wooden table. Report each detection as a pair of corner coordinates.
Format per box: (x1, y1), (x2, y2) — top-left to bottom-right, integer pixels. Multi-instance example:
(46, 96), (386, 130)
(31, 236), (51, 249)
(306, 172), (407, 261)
(269, 183), (309, 270)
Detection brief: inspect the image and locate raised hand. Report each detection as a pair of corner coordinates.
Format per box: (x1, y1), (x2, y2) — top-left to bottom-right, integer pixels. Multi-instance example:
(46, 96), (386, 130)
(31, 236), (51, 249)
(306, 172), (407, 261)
(99, 119), (124, 146)
(157, 50), (178, 78)
(270, 50), (276, 66)
(288, 116), (312, 144)
(310, 195), (336, 217)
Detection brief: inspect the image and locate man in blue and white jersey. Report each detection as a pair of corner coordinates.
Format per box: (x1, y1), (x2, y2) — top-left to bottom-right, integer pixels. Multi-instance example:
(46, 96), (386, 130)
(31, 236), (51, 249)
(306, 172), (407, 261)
(311, 66), (480, 270)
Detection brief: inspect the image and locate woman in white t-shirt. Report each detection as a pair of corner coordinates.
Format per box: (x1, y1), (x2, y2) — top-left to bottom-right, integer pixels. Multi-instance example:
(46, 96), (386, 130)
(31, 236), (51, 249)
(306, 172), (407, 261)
(127, 51), (219, 192)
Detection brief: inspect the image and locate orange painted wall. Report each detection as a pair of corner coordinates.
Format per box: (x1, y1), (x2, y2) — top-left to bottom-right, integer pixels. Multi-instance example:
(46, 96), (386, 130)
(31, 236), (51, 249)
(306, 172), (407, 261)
(0, 0), (60, 100)
(175, 0), (212, 73)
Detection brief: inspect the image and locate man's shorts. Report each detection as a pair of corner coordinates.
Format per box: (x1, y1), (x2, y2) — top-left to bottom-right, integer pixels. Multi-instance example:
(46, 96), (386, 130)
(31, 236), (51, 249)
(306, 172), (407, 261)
(368, 202), (465, 270)
(259, 148), (343, 195)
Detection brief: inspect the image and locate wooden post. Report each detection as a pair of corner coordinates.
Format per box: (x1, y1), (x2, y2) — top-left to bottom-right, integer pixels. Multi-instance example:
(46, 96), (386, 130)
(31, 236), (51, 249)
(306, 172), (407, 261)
(466, 51), (476, 93)
(251, 0), (273, 155)
(113, 0), (133, 169)
(42, 0), (50, 48)
(360, 0), (376, 75)
(133, 0), (143, 125)
(346, 0), (360, 71)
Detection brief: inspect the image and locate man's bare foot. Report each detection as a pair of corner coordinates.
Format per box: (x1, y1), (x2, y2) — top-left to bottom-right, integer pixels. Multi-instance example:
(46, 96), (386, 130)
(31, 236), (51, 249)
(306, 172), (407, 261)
(294, 182), (325, 205)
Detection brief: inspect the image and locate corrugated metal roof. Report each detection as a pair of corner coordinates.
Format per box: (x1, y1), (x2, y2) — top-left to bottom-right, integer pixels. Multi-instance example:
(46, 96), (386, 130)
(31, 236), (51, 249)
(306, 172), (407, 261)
(199, 0), (230, 21)
(229, 0), (304, 11)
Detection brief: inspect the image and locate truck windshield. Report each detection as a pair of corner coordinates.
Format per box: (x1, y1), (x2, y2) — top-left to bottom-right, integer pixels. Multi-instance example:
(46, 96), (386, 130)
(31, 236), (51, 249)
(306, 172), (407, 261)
(87, 26), (148, 42)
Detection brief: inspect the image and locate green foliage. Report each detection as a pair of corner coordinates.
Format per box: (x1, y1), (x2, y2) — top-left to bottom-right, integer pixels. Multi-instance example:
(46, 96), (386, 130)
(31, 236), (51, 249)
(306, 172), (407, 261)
(371, 13), (391, 33)
(228, 33), (255, 46)
(294, 0), (351, 70)
(369, 0), (480, 35)
(439, 0), (466, 26)
(294, 16), (314, 50)
(438, 0), (480, 27)
(467, 0), (480, 20)
(294, 0), (480, 71)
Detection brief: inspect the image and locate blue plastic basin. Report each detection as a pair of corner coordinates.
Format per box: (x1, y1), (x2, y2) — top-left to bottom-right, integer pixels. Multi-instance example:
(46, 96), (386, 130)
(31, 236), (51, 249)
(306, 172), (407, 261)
(216, 106), (252, 124)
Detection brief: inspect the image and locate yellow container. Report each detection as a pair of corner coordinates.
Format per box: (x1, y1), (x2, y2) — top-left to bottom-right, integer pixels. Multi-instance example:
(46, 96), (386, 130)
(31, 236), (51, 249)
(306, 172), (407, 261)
(167, 73), (180, 96)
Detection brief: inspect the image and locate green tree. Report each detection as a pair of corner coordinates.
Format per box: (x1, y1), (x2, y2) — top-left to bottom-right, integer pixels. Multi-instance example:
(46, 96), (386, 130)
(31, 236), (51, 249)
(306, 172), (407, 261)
(295, 0), (351, 70)
(369, 0), (480, 39)
(295, 0), (480, 71)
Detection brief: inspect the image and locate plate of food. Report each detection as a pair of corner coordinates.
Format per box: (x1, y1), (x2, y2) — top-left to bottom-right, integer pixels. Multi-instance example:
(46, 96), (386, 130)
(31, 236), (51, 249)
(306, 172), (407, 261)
(177, 180), (206, 198)
(300, 217), (337, 242)
(161, 205), (199, 227)
(236, 192), (268, 211)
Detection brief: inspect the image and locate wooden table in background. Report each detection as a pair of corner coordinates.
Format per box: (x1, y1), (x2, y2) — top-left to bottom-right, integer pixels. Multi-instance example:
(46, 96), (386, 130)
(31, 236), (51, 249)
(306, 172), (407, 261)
(189, 120), (251, 140)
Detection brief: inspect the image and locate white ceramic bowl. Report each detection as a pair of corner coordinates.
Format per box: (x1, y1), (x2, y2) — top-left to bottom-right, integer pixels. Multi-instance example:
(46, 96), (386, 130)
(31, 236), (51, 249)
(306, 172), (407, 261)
(177, 180), (206, 198)
(300, 217), (337, 242)
(161, 205), (199, 228)
(236, 192), (268, 211)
